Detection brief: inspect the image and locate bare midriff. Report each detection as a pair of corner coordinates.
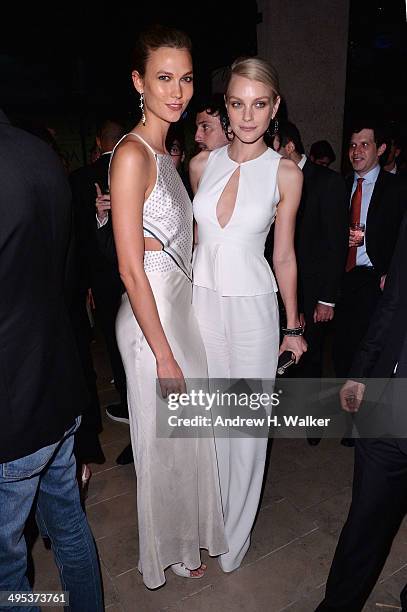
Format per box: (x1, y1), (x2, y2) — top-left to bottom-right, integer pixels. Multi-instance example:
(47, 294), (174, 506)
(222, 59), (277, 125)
(144, 237), (162, 251)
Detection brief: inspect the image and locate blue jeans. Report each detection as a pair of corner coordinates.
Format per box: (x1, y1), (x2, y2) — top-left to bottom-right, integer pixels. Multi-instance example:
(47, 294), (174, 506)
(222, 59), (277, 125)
(0, 419), (103, 612)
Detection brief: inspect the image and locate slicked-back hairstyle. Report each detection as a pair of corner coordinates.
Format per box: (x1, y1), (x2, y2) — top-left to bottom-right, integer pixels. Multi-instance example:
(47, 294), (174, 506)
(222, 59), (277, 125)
(277, 121), (305, 155)
(226, 56), (280, 103)
(131, 24), (192, 76)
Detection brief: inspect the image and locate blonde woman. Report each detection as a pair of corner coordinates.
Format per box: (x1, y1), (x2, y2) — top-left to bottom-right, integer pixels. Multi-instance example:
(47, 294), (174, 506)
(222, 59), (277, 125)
(190, 57), (306, 572)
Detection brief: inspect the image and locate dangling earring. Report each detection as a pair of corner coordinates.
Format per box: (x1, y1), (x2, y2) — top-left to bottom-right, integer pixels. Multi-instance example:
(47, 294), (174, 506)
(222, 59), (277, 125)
(139, 92), (146, 126)
(273, 117), (279, 134)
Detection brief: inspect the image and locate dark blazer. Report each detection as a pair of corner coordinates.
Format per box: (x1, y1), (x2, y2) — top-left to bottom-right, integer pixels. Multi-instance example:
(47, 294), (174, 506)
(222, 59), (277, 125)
(0, 110), (87, 463)
(296, 159), (348, 306)
(95, 207), (119, 272)
(394, 171), (407, 214)
(345, 169), (405, 276)
(351, 212), (407, 380)
(69, 154), (122, 295)
(350, 213), (407, 450)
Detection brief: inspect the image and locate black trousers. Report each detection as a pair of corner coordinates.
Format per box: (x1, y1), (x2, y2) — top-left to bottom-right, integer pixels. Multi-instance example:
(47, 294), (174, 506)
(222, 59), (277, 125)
(70, 292), (104, 464)
(315, 438), (407, 611)
(333, 267), (382, 378)
(296, 291), (325, 378)
(92, 280), (127, 407)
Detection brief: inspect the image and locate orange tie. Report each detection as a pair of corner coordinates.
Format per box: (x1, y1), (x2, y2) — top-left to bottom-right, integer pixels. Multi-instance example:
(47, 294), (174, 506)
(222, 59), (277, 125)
(345, 177), (364, 272)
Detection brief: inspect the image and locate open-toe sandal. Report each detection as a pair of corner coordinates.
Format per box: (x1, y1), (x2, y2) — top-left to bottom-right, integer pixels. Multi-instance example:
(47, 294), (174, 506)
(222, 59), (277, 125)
(170, 562), (206, 579)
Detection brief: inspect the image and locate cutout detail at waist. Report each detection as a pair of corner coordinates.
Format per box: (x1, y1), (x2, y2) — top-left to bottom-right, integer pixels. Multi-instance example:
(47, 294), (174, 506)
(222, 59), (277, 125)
(144, 237), (163, 252)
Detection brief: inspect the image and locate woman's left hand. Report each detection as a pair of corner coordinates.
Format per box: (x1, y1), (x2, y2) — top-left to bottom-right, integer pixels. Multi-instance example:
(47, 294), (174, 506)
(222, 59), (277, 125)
(279, 335), (307, 364)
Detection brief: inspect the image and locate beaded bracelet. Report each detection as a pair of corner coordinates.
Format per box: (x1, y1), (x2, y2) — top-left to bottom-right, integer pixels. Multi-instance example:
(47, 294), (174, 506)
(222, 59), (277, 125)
(281, 326), (304, 337)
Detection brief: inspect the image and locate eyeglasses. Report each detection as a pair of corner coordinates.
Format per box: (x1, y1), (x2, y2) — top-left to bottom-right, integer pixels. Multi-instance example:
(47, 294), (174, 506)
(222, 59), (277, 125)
(169, 144), (182, 156)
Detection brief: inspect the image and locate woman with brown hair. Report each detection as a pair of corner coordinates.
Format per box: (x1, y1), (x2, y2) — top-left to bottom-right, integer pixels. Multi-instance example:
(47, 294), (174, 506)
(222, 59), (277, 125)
(109, 25), (226, 589)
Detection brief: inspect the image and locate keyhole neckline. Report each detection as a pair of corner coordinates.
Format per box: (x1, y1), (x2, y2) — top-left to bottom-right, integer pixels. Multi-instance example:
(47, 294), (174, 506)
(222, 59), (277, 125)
(215, 166), (241, 230)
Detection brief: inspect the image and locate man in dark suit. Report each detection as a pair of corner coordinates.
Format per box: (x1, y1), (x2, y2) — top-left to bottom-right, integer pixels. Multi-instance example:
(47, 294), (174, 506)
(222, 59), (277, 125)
(333, 123), (405, 380)
(0, 109), (102, 609)
(70, 118), (133, 465)
(276, 122), (348, 379)
(316, 212), (407, 612)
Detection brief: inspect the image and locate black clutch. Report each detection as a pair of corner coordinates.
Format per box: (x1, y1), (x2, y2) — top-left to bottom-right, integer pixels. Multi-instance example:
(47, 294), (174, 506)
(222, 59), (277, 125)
(276, 351), (295, 376)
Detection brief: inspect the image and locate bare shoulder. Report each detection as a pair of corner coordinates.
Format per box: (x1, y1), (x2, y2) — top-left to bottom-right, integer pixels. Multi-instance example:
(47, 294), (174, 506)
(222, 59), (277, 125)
(110, 136), (156, 200)
(189, 150), (212, 194)
(189, 150), (211, 174)
(112, 137), (151, 171)
(278, 158), (303, 183)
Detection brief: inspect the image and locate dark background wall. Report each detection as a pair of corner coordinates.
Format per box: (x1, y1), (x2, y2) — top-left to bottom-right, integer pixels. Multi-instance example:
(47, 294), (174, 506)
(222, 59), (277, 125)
(0, 2), (258, 167)
(1, 1), (406, 170)
(257, 0), (350, 171)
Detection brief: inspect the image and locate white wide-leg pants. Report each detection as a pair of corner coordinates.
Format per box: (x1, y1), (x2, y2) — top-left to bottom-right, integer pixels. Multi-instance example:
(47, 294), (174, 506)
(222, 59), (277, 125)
(116, 272), (227, 589)
(192, 286), (279, 572)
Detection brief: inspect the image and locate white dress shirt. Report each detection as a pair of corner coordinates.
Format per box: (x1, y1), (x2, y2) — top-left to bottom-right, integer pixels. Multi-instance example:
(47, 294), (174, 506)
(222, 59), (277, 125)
(298, 154), (307, 170)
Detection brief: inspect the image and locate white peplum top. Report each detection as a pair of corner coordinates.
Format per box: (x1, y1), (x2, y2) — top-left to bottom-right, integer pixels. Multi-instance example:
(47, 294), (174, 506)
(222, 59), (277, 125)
(192, 145), (281, 296)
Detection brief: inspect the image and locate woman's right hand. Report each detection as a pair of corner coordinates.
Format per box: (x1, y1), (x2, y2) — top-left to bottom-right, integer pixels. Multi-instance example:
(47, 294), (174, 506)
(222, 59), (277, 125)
(279, 334), (307, 364)
(157, 355), (186, 398)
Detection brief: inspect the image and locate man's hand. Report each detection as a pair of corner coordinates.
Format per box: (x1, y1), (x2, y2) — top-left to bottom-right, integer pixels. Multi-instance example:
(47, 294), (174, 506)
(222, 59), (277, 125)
(339, 380), (366, 413)
(313, 303), (334, 323)
(349, 229), (364, 247)
(95, 182), (111, 223)
(348, 229), (360, 248)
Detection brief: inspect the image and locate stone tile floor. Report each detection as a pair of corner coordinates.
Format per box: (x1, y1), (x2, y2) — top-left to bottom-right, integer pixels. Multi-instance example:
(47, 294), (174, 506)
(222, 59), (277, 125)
(31, 334), (406, 611)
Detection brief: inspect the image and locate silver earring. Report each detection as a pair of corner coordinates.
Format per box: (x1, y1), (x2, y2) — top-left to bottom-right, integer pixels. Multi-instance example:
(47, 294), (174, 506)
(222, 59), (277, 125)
(273, 118), (279, 134)
(139, 92), (146, 126)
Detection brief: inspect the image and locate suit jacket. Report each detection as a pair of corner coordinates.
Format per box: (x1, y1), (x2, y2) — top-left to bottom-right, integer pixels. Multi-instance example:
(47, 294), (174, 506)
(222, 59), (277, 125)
(0, 110), (87, 463)
(69, 154), (122, 297)
(394, 171), (407, 214)
(350, 212), (407, 450)
(351, 212), (407, 380)
(345, 169), (405, 276)
(296, 159), (348, 307)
